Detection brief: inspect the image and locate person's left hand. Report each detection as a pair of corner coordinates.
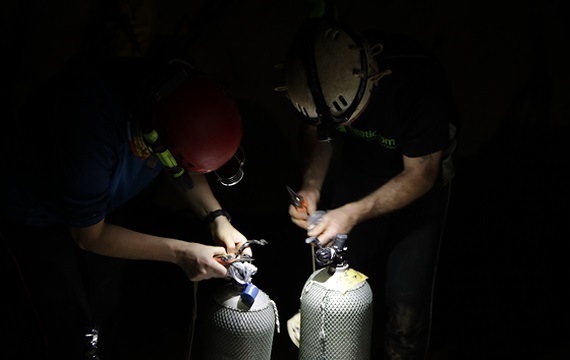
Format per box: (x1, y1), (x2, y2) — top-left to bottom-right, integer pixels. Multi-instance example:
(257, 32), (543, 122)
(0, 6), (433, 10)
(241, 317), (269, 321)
(306, 204), (358, 248)
(209, 217), (251, 256)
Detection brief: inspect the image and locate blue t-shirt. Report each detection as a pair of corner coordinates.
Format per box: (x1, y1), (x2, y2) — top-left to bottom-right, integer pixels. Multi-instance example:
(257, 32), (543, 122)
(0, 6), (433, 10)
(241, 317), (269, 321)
(1, 61), (163, 227)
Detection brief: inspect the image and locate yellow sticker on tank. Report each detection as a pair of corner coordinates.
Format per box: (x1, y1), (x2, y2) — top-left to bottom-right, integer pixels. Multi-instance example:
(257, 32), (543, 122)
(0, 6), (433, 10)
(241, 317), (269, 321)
(316, 268), (369, 294)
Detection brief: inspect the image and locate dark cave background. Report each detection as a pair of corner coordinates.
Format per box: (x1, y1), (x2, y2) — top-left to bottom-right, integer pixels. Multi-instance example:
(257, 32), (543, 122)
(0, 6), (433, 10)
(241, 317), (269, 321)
(1, 0), (569, 359)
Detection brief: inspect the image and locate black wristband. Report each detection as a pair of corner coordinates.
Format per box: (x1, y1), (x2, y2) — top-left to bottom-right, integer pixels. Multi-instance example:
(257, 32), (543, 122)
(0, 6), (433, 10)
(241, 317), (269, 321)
(204, 209), (231, 225)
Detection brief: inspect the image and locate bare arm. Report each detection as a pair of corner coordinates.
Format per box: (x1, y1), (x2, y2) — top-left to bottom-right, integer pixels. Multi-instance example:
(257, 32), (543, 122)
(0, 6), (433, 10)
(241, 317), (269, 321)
(308, 150), (443, 246)
(174, 173), (225, 221)
(164, 173), (249, 255)
(347, 151), (442, 221)
(69, 173), (248, 281)
(289, 126), (334, 227)
(70, 220), (228, 281)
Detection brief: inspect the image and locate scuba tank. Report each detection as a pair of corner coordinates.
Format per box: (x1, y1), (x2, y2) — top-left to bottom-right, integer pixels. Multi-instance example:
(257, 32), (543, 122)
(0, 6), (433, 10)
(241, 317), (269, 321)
(298, 233), (373, 360)
(191, 239), (280, 360)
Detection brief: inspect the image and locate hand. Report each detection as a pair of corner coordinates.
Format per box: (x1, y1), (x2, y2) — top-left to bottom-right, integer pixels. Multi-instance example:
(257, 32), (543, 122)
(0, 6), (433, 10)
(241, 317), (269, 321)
(209, 217), (251, 256)
(307, 204), (358, 248)
(175, 242), (229, 281)
(289, 188), (319, 229)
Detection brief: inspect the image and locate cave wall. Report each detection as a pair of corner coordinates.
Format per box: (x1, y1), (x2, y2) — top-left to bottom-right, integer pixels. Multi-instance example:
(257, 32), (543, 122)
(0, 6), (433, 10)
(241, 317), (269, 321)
(3, 0), (569, 158)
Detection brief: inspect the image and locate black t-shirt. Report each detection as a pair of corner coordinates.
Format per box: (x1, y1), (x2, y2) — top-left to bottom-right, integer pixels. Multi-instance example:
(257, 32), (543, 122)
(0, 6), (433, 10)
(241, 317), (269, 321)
(334, 32), (456, 182)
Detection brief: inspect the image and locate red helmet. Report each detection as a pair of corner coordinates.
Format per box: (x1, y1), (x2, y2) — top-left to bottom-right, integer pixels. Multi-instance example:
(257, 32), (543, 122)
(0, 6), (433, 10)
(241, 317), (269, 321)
(155, 75), (242, 174)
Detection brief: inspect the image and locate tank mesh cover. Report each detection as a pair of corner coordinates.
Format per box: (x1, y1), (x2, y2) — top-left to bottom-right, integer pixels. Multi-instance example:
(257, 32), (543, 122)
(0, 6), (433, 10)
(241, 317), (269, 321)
(299, 267), (373, 360)
(195, 284), (277, 360)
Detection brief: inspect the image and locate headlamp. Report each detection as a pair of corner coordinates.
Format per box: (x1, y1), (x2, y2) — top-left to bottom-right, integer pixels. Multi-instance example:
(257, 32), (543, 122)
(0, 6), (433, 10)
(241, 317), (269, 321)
(213, 146), (245, 186)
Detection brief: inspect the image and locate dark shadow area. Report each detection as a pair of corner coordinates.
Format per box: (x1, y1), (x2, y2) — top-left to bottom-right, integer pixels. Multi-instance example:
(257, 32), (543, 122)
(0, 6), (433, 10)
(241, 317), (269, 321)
(58, 119), (567, 360)
(429, 125), (570, 359)
(2, 1), (570, 359)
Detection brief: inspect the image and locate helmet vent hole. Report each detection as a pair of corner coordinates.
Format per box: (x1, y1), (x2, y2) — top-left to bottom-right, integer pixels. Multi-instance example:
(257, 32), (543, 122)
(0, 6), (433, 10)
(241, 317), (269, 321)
(332, 96), (348, 113)
(338, 96), (348, 106)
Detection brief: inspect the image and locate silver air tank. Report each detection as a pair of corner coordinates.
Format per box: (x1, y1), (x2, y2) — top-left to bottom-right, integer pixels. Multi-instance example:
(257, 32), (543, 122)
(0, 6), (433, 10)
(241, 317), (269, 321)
(192, 240), (279, 360)
(299, 234), (373, 360)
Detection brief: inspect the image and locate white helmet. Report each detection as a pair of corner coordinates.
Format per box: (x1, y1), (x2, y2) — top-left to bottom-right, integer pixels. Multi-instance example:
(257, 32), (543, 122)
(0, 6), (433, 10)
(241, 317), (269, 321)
(284, 20), (379, 134)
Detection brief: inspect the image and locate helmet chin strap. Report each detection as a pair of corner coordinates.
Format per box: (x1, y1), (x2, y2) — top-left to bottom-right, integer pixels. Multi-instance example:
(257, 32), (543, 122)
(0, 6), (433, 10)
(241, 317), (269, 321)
(316, 121), (335, 143)
(302, 20), (376, 140)
(340, 68), (393, 127)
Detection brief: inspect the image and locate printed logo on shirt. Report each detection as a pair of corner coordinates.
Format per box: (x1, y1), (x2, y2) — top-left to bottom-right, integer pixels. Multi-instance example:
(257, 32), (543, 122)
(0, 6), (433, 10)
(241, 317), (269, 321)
(337, 125), (396, 149)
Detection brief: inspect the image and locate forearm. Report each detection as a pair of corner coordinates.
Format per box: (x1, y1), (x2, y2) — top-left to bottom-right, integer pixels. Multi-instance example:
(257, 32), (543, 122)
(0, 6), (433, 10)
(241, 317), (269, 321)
(347, 168), (436, 223)
(71, 222), (183, 263)
(176, 174), (223, 220)
(301, 127), (333, 196)
(304, 166), (439, 246)
(350, 152), (443, 225)
(170, 173), (247, 254)
(71, 220), (231, 281)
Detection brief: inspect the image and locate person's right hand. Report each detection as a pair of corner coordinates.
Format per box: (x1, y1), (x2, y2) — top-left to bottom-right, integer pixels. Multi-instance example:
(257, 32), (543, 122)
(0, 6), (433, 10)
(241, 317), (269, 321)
(288, 188), (319, 229)
(175, 242), (229, 281)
